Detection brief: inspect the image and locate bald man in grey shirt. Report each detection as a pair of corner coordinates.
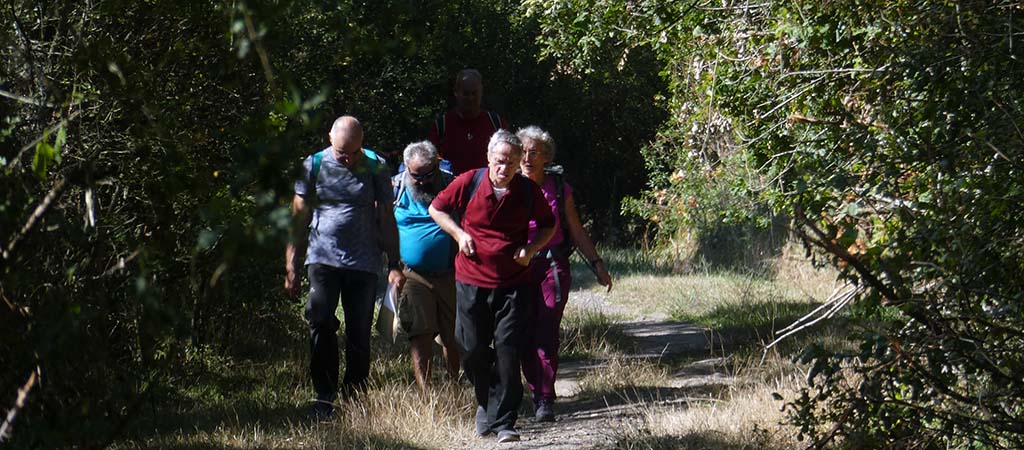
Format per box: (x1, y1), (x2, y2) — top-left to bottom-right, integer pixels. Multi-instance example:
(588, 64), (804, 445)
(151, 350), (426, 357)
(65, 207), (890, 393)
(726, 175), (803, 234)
(285, 116), (405, 418)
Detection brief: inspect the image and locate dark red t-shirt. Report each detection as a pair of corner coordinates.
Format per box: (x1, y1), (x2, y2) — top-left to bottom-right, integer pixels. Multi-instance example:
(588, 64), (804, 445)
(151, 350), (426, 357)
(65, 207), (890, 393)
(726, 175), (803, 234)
(428, 110), (509, 175)
(431, 169), (556, 288)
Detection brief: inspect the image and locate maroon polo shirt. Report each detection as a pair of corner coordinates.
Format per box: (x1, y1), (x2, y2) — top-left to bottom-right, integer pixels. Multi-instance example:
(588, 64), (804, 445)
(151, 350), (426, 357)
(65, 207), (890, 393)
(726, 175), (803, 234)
(428, 110), (509, 175)
(431, 169), (556, 288)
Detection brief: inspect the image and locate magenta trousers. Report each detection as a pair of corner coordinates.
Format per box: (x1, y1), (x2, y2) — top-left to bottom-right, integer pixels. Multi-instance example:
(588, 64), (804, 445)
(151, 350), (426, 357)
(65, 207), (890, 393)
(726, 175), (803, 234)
(521, 253), (572, 404)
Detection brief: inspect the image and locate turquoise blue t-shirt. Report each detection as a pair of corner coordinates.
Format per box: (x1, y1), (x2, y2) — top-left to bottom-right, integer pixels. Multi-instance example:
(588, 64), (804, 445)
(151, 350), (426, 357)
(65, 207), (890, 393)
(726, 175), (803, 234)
(394, 185), (454, 273)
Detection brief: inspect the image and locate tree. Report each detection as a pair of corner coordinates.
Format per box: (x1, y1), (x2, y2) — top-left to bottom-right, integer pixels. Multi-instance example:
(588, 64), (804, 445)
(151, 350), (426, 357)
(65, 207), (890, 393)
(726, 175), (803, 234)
(525, 0), (1024, 447)
(1, 1), (666, 446)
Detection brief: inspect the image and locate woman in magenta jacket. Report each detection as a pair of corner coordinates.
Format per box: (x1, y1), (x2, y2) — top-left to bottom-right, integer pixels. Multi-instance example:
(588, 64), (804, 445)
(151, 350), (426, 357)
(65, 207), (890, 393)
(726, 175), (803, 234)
(517, 126), (613, 422)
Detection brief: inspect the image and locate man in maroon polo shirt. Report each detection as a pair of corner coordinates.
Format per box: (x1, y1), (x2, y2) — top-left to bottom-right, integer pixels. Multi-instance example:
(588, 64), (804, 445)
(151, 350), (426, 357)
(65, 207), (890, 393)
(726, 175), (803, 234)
(429, 130), (555, 442)
(428, 68), (509, 175)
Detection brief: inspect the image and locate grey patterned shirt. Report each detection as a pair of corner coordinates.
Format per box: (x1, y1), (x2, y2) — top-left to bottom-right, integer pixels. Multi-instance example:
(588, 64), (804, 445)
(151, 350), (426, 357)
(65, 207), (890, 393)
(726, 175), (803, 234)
(295, 148), (398, 274)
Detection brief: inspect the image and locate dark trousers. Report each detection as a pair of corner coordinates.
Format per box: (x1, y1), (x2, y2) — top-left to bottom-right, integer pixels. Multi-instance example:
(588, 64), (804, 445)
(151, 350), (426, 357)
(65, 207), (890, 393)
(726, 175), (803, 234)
(305, 264), (377, 401)
(456, 281), (531, 433)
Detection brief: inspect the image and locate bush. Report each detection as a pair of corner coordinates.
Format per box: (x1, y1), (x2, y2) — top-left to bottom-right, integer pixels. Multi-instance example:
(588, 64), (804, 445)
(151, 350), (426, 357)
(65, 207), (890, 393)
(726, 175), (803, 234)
(526, 0), (1024, 447)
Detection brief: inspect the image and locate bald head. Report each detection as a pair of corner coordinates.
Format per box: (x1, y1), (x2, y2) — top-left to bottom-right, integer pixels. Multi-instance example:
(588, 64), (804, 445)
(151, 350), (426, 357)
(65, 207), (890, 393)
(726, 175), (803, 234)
(330, 116), (362, 138)
(329, 116), (364, 168)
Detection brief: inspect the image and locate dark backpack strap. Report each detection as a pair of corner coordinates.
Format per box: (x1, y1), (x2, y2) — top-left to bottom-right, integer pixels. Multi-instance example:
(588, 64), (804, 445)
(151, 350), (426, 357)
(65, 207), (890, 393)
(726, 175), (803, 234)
(436, 114), (446, 140)
(487, 111), (501, 131)
(551, 173), (576, 256)
(524, 176), (535, 216)
(392, 172), (405, 206)
(439, 168), (455, 189)
(553, 173), (567, 227)
(467, 168), (486, 201)
(453, 168), (486, 225)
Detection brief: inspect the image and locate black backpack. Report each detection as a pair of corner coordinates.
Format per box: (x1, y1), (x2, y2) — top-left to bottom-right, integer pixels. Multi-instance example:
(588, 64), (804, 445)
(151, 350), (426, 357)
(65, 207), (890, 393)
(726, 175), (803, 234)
(543, 165), (576, 258)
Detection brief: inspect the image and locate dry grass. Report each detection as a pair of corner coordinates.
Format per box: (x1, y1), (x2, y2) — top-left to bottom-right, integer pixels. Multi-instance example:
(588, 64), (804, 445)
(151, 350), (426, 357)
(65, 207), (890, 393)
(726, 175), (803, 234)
(114, 376), (479, 450)
(111, 339), (479, 450)
(559, 305), (632, 359)
(109, 244), (842, 450)
(596, 243), (843, 450)
(770, 242), (841, 302)
(324, 381), (477, 449)
(613, 376), (804, 450)
(575, 357), (671, 395)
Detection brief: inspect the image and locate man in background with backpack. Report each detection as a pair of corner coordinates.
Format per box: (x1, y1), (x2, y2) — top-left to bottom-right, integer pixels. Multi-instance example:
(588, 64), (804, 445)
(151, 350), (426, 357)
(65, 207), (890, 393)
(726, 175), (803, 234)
(428, 68), (509, 175)
(392, 141), (461, 392)
(284, 116), (405, 418)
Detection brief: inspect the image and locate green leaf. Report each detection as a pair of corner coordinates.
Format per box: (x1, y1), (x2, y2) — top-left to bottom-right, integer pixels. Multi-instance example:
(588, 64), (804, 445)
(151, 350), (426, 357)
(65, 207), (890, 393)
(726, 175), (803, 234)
(55, 126), (67, 163)
(33, 139), (55, 180)
(846, 202), (860, 216)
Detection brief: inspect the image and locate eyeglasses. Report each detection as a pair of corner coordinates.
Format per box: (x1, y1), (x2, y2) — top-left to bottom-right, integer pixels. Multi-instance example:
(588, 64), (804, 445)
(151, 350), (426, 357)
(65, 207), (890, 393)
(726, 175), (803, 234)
(409, 167), (437, 181)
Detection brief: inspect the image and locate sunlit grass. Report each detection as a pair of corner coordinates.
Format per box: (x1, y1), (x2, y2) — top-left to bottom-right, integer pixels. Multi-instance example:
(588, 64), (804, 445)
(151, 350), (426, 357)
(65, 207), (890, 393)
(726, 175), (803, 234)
(611, 378), (804, 450)
(575, 357), (670, 396)
(112, 340), (477, 450)
(109, 244), (842, 450)
(559, 305), (631, 359)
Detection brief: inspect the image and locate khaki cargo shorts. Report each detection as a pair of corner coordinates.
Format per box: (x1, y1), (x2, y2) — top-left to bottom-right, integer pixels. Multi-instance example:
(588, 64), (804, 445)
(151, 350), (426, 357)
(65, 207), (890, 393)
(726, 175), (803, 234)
(397, 268), (457, 344)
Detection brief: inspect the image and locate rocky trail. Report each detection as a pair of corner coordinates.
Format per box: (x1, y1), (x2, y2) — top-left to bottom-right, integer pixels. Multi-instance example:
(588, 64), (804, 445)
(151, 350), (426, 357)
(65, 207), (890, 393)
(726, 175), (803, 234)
(453, 291), (738, 450)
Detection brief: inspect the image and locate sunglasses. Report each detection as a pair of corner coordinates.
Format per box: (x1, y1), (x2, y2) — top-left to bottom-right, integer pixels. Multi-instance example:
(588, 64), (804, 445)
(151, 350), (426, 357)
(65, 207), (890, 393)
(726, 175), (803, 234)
(409, 167), (437, 181)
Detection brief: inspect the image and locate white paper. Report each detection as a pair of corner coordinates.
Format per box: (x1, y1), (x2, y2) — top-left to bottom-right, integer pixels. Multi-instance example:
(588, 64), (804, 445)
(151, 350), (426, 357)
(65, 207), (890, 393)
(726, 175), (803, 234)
(376, 282), (400, 343)
(382, 282), (398, 314)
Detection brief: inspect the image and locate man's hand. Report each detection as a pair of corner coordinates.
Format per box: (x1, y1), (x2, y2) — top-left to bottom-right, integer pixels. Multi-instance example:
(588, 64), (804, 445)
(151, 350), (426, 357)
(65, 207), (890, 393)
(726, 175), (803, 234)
(284, 267), (301, 300)
(388, 268), (406, 292)
(457, 230), (476, 256)
(513, 246), (533, 267)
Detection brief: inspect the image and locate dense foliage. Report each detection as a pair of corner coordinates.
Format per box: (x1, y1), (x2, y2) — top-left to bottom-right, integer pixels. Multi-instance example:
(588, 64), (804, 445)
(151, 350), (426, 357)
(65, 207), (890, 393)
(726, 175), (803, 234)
(1, 1), (665, 446)
(526, 0), (1024, 448)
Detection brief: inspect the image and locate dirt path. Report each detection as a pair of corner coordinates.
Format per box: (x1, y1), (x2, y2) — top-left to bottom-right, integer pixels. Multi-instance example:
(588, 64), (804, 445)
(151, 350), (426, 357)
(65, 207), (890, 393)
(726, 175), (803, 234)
(451, 291), (737, 450)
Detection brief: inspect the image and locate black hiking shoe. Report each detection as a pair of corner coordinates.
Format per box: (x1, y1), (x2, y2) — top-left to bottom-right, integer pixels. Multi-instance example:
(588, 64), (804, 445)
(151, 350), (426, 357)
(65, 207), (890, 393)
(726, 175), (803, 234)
(309, 399), (334, 421)
(534, 400), (555, 422)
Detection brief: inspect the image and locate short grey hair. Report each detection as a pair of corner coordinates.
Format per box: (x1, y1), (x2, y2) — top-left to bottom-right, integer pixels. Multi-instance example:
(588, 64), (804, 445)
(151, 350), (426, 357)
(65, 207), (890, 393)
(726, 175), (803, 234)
(516, 126), (556, 160)
(403, 140), (438, 165)
(487, 129), (522, 155)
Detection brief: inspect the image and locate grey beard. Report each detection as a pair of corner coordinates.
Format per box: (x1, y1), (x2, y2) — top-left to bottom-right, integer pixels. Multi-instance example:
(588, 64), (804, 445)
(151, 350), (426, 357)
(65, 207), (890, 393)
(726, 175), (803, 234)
(406, 178), (439, 205)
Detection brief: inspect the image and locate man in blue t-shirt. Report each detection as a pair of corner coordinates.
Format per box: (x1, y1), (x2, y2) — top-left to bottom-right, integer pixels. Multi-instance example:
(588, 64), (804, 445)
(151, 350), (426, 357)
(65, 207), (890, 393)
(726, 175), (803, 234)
(392, 140), (460, 392)
(285, 116), (405, 418)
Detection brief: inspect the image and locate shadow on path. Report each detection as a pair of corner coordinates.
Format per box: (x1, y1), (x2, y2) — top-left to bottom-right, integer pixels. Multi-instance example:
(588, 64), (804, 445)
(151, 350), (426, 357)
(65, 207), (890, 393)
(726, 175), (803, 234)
(618, 320), (711, 358)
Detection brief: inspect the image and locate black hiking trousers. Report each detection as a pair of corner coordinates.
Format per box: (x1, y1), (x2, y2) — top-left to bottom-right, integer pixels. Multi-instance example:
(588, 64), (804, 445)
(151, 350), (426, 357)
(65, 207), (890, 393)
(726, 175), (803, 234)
(305, 264), (378, 402)
(456, 281), (532, 433)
